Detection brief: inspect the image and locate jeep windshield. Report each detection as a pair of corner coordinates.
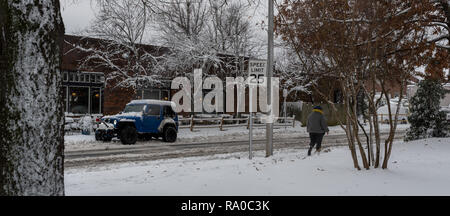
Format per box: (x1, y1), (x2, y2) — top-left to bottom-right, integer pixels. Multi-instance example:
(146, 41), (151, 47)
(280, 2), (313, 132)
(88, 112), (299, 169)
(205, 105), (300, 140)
(123, 104), (146, 113)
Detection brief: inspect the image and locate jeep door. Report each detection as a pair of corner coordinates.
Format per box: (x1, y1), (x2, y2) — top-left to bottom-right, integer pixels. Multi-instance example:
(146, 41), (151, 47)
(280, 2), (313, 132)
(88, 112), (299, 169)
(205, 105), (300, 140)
(143, 104), (162, 133)
(163, 105), (178, 129)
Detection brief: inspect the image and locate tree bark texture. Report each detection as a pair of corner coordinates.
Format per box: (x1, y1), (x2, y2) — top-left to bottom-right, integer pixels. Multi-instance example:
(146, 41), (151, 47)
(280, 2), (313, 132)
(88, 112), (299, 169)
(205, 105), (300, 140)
(0, 0), (65, 196)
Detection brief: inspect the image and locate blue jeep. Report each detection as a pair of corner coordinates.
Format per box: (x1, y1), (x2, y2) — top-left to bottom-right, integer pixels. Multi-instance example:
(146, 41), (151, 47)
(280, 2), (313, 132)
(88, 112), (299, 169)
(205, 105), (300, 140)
(95, 100), (179, 145)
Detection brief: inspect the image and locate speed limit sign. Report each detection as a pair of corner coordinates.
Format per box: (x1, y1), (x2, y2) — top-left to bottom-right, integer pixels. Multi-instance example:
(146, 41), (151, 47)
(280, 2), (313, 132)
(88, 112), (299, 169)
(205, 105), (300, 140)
(248, 59), (266, 84)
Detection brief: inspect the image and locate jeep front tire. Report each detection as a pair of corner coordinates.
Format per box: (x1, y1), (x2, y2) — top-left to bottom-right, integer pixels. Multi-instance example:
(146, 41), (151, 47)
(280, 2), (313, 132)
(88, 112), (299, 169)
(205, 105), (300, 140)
(95, 131), (102, 141)
(162, 126), (177, 143)
(120, 126), (137, 145)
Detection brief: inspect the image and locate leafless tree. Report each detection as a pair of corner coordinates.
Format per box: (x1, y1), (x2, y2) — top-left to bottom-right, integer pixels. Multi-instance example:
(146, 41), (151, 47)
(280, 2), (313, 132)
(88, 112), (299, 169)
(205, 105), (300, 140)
(143, 0), (263, 78)
(66, 0), (165, 90)
(207, 0), (264, 76)
(275, 45), (313, 98)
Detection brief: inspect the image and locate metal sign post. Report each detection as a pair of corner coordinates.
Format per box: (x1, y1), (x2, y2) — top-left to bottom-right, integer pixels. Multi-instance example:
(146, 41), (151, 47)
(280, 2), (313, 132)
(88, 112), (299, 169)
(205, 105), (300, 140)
(248, 59), (266, 160)
(266, 0), (274, 157)
(248, 82), (256, 160)
(283, 89), (288, 130)
(249, 112), (253, 160)
(248, 76), (258, 160)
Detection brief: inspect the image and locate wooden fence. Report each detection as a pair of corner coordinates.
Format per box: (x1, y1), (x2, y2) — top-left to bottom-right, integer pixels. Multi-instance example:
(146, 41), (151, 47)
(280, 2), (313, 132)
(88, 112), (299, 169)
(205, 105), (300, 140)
(179, 115), (297, 131)
(378, 114), (410, 124)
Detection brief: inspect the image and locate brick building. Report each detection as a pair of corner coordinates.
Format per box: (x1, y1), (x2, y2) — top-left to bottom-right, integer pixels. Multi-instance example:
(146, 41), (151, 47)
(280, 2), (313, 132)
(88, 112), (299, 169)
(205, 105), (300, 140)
(62, 35), (174, 116)
(61, 35), (252, 116)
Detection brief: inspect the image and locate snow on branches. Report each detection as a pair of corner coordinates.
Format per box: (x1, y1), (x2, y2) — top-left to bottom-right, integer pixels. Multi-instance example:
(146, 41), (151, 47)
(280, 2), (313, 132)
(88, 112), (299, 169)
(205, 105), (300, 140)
(67, 0), (165, 90)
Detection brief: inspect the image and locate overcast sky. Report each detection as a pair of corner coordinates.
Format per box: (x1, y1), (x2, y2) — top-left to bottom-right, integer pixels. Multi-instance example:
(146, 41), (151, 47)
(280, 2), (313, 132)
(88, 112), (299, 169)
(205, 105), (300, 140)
(61, 0), (98, 34)
(60, 0), (272, 58)
(60, 0), (270, 35)
(59, 0), (312, 62)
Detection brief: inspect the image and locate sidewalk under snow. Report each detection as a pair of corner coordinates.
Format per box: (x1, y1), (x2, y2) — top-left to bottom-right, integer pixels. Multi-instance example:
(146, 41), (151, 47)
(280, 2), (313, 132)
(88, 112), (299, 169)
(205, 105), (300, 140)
(65, 137), (450, 196)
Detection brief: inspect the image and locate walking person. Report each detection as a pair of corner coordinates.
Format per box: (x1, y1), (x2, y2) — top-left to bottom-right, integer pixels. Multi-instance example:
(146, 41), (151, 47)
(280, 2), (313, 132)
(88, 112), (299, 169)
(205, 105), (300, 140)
(307, 106), (329, 156)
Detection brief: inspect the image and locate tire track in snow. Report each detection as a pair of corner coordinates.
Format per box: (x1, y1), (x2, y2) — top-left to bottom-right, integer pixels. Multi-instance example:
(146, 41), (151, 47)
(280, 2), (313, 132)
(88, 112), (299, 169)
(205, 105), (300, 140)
(65, 131), (406, 168)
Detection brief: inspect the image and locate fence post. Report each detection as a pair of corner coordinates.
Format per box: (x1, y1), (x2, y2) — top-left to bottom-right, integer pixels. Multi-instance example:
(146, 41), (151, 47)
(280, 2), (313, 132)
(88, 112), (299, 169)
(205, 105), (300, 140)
(190, 116), (194, 132)
(220, 117), (224, 131)
(292, 115), (296, 128)
(247, 116), (250, 130)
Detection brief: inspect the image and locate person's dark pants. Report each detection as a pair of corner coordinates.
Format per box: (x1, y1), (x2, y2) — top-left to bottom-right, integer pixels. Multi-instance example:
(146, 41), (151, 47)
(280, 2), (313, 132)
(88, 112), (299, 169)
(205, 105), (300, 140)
(308, 133), (325, 154)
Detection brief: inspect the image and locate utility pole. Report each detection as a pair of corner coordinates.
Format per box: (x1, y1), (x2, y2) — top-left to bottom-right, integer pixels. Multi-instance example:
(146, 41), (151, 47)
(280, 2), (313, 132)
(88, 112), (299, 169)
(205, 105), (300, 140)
(249, 112), (253, 160)
(266, 0), (274, 157)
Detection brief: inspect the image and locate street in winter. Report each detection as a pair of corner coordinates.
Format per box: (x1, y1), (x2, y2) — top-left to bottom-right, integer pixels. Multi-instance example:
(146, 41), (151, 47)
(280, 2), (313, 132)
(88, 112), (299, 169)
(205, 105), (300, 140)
(66, 137), (450, 196)
(1, 0), (450, 201)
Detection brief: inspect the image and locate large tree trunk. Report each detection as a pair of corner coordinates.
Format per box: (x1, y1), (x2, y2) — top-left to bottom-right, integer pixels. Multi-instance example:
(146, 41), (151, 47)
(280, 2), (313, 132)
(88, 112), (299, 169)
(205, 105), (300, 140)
(0, 0), (65, 196)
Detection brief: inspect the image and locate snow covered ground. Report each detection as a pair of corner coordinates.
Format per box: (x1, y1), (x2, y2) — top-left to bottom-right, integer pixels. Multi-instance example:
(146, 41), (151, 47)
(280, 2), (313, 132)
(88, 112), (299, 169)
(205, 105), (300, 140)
(65, 123), (410, 151)
(65, 137), (450, 196)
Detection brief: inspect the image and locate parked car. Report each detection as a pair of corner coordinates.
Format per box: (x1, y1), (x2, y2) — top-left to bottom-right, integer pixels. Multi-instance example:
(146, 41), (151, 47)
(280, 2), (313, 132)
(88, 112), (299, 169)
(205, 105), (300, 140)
(95, 100), (179, 145)
(377, 103), (409, 124)
(441, 106), (450, 123)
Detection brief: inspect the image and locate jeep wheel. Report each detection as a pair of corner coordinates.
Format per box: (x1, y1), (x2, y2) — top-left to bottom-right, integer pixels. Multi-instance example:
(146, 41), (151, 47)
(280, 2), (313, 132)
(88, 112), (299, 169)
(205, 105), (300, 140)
(163, 126), (177, 143)
(95, 132), (102, 141)
(120, 126), (137, 145)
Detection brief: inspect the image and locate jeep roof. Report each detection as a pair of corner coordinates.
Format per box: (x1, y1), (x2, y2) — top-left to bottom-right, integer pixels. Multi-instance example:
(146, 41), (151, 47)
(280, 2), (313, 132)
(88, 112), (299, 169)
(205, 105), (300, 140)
(127, 99), (175, 107)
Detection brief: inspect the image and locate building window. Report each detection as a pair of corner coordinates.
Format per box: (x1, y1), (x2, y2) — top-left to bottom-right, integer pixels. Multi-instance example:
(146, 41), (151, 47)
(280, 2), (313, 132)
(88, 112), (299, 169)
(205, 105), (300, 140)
(91, 88), (102, 114)
(69, 87), (89, 114)
(97, 74), (103, 83)
(62, 71), (105, 115)
(62, 86), (67, 112)
(143, 89), (160, 100)
(82, 74), (89, 83)
(80, 74), (85, 83)
(63, 72), (68, 82)
(161, 90), (169, 101)
(138, 89), (171, 101)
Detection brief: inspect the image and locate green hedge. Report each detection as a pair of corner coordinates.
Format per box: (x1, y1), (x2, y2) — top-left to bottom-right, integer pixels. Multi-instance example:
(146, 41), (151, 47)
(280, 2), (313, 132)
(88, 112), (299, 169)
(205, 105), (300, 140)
(300, 103), (346, 127)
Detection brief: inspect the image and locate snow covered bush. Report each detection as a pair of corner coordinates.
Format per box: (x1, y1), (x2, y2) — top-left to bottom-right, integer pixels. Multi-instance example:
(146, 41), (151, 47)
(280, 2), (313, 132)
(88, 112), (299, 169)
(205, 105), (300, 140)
(79, 116), (93, 135)
(406, 79), (450, 141)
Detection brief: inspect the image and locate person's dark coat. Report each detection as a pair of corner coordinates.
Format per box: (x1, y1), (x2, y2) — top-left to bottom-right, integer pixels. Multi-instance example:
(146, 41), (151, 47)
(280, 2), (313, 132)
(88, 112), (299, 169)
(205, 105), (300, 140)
(307, 109), (329, 134)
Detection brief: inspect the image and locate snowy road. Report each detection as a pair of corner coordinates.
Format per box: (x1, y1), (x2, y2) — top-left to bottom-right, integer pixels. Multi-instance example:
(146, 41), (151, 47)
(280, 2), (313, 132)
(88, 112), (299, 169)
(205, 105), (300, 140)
(65, 131), (406, 168)
(65, 137), (450, 196)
